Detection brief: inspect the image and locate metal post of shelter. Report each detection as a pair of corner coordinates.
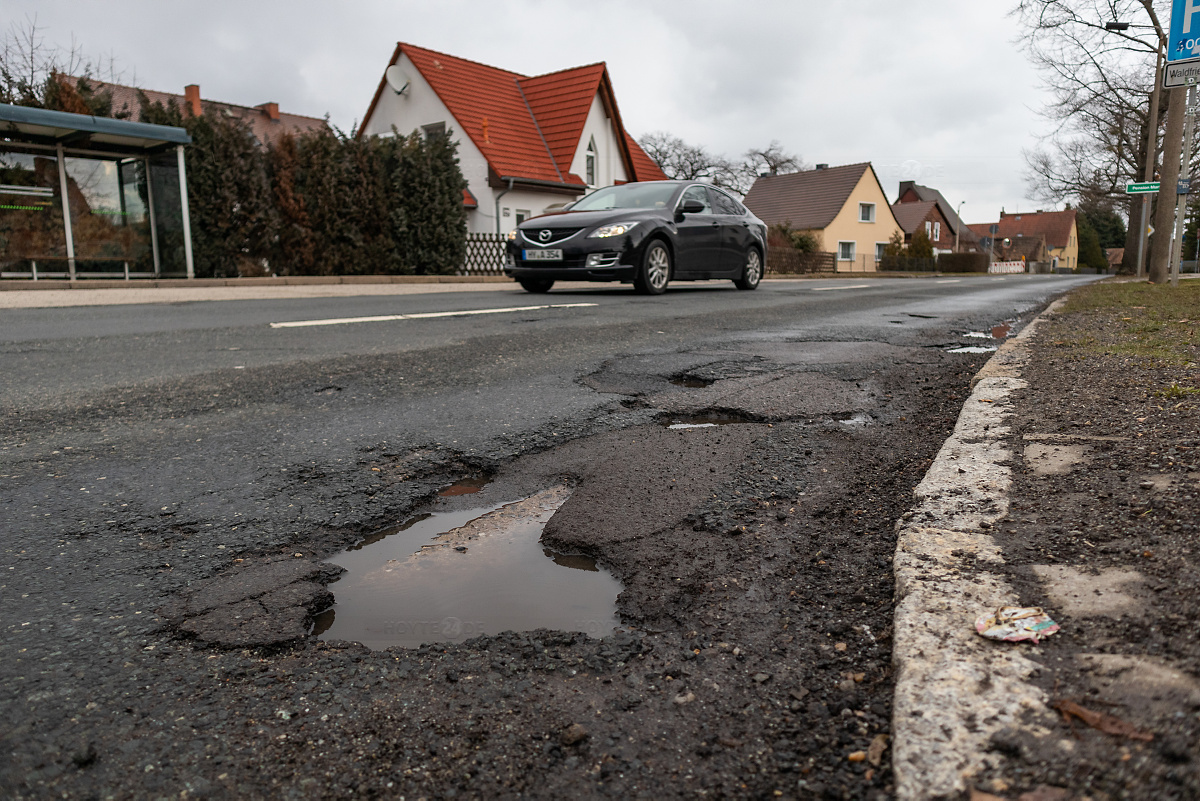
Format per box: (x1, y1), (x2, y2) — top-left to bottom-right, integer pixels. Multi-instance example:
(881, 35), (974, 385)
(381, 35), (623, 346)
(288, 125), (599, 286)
(176, 145), (195, 279)
(145, 156), (162, 276)
(56, 142), (76, 280)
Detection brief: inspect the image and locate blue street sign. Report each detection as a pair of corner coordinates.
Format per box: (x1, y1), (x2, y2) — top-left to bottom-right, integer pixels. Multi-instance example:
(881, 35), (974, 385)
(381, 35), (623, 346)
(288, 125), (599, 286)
(1169, 0), (1200, 64)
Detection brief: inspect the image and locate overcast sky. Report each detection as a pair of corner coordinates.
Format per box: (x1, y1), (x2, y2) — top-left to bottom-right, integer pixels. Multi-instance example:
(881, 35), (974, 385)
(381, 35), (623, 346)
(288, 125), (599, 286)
(11, 1), (1052, 223)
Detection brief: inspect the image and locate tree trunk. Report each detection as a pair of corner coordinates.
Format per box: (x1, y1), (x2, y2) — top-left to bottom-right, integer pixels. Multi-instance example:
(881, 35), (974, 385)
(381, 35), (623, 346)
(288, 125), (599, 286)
(1149, 86), (1186, 283)
(1121, 195), (1142, 275)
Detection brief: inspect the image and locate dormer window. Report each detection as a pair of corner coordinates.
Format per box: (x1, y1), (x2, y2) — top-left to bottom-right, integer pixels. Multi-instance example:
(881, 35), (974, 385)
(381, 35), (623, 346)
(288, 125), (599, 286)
(586, 137), (597, 187)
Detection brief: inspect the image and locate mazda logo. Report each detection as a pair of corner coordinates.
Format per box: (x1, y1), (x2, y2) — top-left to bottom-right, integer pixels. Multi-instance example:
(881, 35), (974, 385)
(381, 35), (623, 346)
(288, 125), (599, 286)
(538, 229), (551, 243)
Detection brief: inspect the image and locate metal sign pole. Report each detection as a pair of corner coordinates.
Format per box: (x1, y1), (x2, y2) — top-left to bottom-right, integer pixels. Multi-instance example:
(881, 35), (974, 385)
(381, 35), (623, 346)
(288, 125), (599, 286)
(1170, 84), (1197, 286)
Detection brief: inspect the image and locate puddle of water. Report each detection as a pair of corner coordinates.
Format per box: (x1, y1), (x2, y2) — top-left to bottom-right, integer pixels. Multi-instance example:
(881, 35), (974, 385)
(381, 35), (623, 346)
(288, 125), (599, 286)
(671, 376), (715, 388)
(948, 345), (998, 354)
(963, 331), (991, 339)
(661, 412), (747, 429)
(438, 475), (492, 497)
(315, 487), (621, 649)
(834, 412), (873, 427)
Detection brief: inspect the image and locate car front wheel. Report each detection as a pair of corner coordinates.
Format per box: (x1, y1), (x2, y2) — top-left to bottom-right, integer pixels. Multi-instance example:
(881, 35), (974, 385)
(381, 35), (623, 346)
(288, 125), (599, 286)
(518, 277), (555, 293)
(734, 248), (762, 290)
(635, 240), (671, 295)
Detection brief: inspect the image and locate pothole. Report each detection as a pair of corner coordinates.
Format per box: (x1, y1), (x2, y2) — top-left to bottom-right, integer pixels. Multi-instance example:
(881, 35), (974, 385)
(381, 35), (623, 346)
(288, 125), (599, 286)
(670, 375), (716, 388)
(659, 411), (753, 429)
(948, 345), (997, 354)
(833, 412), (873, 427)
(313, 486), (621, 649)
(438, 474), (492, 497)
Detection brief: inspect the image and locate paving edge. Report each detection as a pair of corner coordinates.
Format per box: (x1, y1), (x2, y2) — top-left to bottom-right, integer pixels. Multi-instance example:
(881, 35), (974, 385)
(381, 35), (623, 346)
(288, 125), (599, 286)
(890, 297), (1069, 800)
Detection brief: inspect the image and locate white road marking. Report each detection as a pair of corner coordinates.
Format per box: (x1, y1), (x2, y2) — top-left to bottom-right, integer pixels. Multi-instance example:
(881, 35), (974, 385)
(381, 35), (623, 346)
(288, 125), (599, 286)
(269, 303), (598, 328)
(935, 279), (961, 284)
(810, 284), (871, 291)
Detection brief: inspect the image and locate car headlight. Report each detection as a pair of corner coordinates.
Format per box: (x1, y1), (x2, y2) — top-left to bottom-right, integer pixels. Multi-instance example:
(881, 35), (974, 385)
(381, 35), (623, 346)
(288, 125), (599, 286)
(588, 221), (639, 238)
(507, 229), (519, 241)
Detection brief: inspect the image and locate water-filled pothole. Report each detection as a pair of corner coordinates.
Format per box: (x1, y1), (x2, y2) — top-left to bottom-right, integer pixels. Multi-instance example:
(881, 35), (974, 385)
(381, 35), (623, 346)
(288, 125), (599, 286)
(660, 412), (749, 429)
(314, 487), (621, 649)
(948, 345), (998, 354)
(438, 474), (492, 497)
(833, 412), (873, 427)
(670, 375), (716, 388)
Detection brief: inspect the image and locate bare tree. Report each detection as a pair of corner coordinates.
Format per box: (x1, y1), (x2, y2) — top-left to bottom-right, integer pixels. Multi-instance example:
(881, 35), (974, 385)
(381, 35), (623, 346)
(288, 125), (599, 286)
(0, 15), (126, 112)
(1013, 0), (1172, 277)
(637, 133), (804, 196)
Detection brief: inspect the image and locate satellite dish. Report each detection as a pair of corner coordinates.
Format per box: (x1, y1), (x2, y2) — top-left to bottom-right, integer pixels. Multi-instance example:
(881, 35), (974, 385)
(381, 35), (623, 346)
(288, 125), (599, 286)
(385, 65), (411, 95)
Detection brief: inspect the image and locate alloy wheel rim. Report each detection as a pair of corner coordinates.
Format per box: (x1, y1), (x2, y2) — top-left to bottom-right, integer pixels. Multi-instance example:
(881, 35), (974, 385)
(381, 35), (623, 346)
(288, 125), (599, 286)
(747, 251), (761, 284)
(648, 247), (669, 289)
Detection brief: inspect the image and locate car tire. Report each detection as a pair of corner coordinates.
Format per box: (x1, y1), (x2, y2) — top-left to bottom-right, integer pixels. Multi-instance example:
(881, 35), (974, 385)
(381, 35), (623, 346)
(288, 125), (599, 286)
(635, 240), (671, 295)
(518, 277), (555, 293)
(734, 247), (763, 290)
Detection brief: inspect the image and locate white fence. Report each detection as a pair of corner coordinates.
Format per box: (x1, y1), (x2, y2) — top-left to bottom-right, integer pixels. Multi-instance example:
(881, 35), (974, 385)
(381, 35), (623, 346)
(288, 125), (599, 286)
(988, 261), (1027, 274)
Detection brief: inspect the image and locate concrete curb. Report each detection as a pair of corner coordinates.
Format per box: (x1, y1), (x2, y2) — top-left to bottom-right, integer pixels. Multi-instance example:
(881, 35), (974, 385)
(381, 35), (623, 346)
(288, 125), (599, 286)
(890, 298), (1068, 800)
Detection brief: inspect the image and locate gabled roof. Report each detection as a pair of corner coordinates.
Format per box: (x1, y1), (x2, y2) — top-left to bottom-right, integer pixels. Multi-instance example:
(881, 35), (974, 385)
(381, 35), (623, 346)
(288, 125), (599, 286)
(890, 200), (939, 234)
(970, 209), (1077, 250)
(742, 163), (873, 230)
(361, 43), (666, 188)
(896, 181), (967, 236)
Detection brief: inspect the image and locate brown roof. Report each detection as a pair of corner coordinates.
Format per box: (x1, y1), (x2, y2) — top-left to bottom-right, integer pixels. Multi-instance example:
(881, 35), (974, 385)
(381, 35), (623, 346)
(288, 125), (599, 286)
(890, 200), (938, 234)
(87, 79), (328, 147)
(971, 209), (1077, 250)
(360, 43), (666, 189)
(895, 181), (968, 236)
(1106, 247), (1124, 268)
(742, 163), (871, 230)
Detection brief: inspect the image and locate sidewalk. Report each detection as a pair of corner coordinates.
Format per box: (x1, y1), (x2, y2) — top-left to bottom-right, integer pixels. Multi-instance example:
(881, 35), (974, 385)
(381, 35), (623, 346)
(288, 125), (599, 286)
(893, 280), (1200, 800)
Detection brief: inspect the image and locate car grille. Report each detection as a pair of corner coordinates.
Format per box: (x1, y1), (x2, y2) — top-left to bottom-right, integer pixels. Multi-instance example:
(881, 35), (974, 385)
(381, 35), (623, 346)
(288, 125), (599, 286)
(518, 254), (589, 268)
(521, 227), (584, 246)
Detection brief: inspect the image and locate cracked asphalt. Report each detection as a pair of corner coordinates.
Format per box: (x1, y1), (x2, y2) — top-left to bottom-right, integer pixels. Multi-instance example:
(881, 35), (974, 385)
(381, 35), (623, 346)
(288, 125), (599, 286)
(0, 276), (1095, 798)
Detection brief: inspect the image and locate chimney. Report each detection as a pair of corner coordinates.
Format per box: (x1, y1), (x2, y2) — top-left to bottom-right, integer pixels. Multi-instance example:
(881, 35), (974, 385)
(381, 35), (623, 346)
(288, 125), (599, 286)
(815, 163), (828, 170)
(184, 84), (201, 117)
(259, 102), (280, 121)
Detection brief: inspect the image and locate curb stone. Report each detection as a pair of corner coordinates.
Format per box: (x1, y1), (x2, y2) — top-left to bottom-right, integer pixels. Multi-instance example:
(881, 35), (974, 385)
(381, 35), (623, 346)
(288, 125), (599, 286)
(891, 298), (1068, 800)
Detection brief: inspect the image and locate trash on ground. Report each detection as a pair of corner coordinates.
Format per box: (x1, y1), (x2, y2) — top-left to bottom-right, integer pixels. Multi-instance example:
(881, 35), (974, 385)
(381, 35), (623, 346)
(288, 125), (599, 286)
(867, 734), (888, 766)
(1051, 699), (1154, 742)
(975, 606), (1060, 643)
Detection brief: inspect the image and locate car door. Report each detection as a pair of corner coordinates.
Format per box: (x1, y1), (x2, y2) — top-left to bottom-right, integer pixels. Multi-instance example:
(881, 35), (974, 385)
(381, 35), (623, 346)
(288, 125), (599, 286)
(671, 184), (722, 277)
(710, 187), (754, 276)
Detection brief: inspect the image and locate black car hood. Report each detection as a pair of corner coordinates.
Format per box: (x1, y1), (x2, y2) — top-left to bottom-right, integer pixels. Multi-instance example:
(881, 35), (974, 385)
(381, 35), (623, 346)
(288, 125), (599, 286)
(519, 208), (666, 231)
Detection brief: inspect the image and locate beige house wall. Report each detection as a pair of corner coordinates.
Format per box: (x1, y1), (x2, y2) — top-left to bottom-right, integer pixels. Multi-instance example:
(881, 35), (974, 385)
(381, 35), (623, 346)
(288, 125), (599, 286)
(1047, 221), (1079, 269)
(798, 170), (904, 272)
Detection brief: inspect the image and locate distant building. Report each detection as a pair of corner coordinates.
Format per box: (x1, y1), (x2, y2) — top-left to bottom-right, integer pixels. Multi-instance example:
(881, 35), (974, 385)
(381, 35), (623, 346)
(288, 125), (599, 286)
(968, 209), (1079, 270)
(358, 42), (667, 234)
(742, 162), (904, 271)
(87, 79), (329, 147)
(893, 181), (977, 252)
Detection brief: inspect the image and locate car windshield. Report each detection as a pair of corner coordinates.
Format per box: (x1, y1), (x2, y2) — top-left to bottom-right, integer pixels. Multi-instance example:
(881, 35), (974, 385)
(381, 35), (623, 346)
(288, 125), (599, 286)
(570, 183), (679, 211)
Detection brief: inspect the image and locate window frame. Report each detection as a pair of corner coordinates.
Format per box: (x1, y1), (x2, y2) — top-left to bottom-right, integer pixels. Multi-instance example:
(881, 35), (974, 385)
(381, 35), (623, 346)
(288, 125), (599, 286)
(859, 202), (875, 223)
(585, 136), (597, 187)
(875, 242), (887, 262)
(837, 241), (856, 261)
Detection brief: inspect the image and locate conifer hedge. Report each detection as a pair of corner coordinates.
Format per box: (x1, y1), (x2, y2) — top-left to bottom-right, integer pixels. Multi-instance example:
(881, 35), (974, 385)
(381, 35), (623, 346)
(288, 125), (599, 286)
(139, 95), (468, 277)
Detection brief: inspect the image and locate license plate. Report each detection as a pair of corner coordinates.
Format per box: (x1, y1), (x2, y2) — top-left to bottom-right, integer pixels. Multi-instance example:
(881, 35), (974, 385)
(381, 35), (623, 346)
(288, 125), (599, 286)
(523, 248), (562, 261)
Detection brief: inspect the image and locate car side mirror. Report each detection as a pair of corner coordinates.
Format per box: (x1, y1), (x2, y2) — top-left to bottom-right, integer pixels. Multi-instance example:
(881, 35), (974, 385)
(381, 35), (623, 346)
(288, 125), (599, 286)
(680, 199), (705, 215)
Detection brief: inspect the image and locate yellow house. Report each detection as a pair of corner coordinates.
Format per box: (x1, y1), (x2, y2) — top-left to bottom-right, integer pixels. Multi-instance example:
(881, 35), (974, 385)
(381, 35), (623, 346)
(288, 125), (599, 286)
(742, 163), (904, 271)
(981, 209), (1078, 270)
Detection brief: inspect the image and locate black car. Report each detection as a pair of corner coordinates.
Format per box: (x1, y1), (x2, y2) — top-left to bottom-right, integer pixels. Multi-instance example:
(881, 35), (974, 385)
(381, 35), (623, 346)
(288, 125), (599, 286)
(504, 180), (768, 294)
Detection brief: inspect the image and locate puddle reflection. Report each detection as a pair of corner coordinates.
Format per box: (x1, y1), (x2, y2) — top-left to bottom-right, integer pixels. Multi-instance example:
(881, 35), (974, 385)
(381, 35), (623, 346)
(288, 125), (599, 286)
(317, 488), (621, 649)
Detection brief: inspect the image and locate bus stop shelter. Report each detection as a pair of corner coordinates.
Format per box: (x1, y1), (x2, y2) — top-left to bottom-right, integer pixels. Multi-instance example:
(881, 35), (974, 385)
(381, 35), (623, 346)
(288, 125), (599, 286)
(0, 103), (195, 280)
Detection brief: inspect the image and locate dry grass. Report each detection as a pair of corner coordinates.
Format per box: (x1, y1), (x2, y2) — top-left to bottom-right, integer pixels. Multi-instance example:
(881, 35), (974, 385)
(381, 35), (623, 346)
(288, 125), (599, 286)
(1058, 279), (1200, 366)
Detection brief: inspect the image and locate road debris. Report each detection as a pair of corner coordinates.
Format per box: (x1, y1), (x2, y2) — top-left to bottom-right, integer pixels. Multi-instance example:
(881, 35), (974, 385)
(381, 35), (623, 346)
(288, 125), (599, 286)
(1051, 699), (1154, 742)
(974, 606), (1060, 643)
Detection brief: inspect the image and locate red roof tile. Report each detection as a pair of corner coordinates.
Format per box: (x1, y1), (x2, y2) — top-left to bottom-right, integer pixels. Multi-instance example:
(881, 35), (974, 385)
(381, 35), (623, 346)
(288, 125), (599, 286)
(970, 210), (1077, 250)
(363, 43), (664, 188)
(625, 131), (668, 181)
(890, 200), (938, 234)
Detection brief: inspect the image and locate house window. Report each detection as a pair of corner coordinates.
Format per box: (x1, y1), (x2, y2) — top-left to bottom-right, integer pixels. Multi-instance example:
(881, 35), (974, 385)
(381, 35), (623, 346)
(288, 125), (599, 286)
(875, 242), (887, 262)
(515, 210), (531, 224)
(838, 241), (856, 261)
(859, 203), (875, 222)
(586, 137), (597, 187)
(933, 222), (941, 241)
(924, 221), (932, 238)
(421, 122), (446, 140)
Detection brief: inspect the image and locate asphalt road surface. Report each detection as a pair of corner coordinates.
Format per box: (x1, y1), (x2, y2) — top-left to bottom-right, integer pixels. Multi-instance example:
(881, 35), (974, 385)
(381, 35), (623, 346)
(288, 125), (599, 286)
(1, 275), (1097, 799)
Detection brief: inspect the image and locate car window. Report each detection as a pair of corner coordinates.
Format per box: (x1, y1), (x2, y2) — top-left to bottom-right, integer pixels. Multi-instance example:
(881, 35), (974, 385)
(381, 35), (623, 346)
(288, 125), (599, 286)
(679, 185), (712, 214)
(570, 182), (679, 211)
(711, 188), (744, 216)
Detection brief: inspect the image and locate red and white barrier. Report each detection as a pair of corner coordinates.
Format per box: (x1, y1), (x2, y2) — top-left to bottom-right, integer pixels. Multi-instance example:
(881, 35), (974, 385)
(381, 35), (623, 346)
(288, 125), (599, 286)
(988, 261), (1026, 274)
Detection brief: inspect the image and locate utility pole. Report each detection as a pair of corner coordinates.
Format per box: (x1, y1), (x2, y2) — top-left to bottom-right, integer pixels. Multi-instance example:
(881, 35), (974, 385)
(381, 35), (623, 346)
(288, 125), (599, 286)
(1137, 41), (1165, 278)
(1149, 84), (1186, 284)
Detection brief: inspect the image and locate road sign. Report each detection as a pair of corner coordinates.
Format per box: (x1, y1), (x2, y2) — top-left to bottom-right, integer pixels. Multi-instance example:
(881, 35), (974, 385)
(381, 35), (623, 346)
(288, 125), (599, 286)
(1125, 181), (1161, 194)
(1181, 178), (1194, 194)
(1169, 0), (1200, 65)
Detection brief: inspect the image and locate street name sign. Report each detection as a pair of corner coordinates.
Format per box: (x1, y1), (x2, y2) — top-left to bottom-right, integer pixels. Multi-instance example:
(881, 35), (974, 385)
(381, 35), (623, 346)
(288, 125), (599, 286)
(1125, 181), (1161, 194)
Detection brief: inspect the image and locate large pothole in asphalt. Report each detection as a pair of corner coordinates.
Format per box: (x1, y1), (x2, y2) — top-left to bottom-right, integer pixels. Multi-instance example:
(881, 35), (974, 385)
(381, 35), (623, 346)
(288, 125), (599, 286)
(313, 485), (622, 649)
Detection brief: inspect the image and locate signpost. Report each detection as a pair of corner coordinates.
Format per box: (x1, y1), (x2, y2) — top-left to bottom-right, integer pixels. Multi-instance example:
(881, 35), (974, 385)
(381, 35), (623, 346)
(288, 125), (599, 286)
(1169, 0), (1200, 65)
(1125, 181), (1161, 193)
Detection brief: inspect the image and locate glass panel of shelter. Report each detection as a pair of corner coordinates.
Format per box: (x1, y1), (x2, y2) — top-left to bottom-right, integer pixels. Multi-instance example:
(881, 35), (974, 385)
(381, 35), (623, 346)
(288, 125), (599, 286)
(0, 146), (68, 277)
(63, 155), (153, 275)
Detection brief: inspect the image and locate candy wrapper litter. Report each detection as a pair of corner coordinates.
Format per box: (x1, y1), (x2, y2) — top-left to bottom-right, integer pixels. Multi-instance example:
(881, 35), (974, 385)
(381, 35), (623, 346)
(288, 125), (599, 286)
(975, 606), (1060, 643)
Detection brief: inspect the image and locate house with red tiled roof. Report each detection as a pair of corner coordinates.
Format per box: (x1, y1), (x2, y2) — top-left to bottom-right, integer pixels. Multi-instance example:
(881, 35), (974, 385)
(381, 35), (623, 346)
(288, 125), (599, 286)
(967, 209), (1079, 270)
(85, 79), (328, 147)
(359, 43), (667, 234)
(890, 200), (957, 254)
(894, 181), (978, 252)
(742, 163), (903, 271)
